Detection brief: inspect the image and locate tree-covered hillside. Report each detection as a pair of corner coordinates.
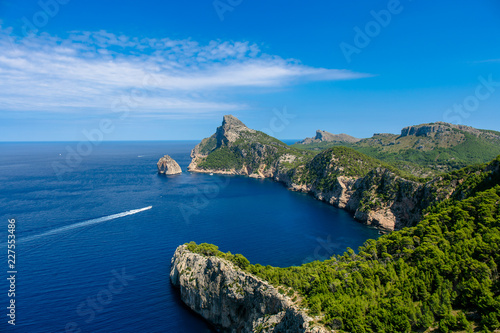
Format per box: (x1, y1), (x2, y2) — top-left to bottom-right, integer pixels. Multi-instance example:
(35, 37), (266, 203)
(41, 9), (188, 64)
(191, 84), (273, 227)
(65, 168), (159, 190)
(184, 156), (500, 332)
(245, 186), (500, 332)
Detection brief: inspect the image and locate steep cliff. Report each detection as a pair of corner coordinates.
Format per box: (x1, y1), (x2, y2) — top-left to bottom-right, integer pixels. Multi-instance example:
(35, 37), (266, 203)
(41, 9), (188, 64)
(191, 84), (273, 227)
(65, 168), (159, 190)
(180, 185), (500, 332)
(177, 117), (500, 332)
(188, 115), (315, 179)
(170, 244), (329, 333)
(188, 116), (500, 231)
(400, 122), (500, 140)
(285, 147), (446, 230)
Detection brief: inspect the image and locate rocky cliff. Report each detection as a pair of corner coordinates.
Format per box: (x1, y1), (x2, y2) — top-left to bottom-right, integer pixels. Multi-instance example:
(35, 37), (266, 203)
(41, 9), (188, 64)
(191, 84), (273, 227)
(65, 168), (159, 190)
(297, 130), (360, 145)
(400, 122), (500, 140)
(188, 115), (315, 179)
(157, 155), (182, 175)
(187, 116), (499, 231)
(170, 245), (329, 333)
(188, 116), (438, 231)
(285, 148), (447, 230)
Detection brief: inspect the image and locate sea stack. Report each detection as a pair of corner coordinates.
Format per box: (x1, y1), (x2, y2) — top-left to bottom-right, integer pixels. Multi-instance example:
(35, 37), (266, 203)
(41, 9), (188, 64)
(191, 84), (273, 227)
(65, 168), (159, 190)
(157, 155), (182, 175)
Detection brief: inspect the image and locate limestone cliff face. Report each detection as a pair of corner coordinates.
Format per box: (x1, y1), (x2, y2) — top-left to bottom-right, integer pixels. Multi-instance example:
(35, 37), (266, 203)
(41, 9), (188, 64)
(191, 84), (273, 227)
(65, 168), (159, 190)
(286, 167), (440, 231)
(400, 122), (500, 140)
(157, 155), (182, 175)
(170, 245), (329, 333)
(216, 114), (256, 145)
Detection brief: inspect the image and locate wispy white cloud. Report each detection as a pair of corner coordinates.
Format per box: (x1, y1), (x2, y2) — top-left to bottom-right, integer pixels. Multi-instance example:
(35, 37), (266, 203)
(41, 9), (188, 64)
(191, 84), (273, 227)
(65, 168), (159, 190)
(471, 59), (500, 64)
(477, 59), (500, 63)
(0, 27), (371, 117)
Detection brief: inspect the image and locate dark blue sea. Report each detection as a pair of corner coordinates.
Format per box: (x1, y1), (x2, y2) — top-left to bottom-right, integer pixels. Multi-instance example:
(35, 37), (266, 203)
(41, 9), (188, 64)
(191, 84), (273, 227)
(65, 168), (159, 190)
(0, 141), (379, 333)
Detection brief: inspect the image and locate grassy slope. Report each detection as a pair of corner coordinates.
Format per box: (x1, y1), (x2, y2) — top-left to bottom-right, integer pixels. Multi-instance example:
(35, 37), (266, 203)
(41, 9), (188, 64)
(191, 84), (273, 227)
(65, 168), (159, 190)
(292, 128), (500, 177)
(292, 146), (426, 189)
(196, 130), (317, 171)
(196, 127), (425, 184)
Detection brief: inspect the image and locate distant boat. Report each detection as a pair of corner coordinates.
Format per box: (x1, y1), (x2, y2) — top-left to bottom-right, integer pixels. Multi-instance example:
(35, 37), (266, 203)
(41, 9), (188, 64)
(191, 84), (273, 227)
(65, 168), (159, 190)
(209, 173), (214, 176)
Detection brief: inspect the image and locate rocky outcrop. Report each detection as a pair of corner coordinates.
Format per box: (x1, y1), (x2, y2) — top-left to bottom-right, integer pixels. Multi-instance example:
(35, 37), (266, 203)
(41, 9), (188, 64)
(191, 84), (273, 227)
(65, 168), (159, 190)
(170, 245), (329, 333)
(400, 122), (500, 140)
(401, 123), (450, 137)
(289, 167), (441, 231)
(188, 115), (257, 172)
(216, 114), (256, 145)
(188, 115), (312, 177)
(157, 155), (182, 175)
(297, 130), (360, 145)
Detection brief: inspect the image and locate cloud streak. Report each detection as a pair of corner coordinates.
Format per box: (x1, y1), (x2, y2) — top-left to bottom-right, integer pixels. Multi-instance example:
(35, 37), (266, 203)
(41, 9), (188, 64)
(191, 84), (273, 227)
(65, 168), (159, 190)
(0, 27), (371, 117)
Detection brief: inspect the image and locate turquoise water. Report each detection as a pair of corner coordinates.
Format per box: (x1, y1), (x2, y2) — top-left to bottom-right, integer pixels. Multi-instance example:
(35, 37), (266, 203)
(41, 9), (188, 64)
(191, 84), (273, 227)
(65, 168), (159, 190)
(0, 141), (379, 332)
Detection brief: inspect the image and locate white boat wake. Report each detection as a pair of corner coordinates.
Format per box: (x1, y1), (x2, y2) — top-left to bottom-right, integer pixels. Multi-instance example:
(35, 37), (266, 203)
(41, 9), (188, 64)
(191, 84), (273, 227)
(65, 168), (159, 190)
(18, 206), (153, 244)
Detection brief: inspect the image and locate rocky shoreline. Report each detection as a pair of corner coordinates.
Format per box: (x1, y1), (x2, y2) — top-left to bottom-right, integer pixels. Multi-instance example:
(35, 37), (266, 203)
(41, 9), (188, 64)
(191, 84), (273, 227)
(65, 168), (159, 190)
(185, 116), (456, 231)
(170, 245), (330, 333)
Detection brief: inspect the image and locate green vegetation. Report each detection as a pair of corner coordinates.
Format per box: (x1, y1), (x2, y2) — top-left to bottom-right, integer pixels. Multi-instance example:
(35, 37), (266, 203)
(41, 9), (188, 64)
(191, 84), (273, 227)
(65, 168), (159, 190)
(246, 186), (500, 332)
(441, 155), (500, 200)
(184, 156), (500, 332)
(198, 136), (217, 155)
(354, 132), (500, 176)
(185, 242), (250, 270)
(293, 146), (427, 192)
(292, 140), (350, 151)
(187, 117), (500, 331)
(293, 125), (500, 177)
(196, 129), (316, 172)
(186, 186), (500, 332)
(198, 147), (243, 170)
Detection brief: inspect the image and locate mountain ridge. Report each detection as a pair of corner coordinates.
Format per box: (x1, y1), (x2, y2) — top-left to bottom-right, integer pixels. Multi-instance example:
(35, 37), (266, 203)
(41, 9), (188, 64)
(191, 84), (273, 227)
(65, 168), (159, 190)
(186, 115), (499, 231)
(293, 121), (500, 177)
(296, 130), (361, 145)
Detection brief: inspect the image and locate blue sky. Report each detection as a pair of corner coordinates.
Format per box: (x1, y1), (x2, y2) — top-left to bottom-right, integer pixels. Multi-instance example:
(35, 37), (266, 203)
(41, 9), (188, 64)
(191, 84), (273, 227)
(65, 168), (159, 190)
(0, 0), (499, 141)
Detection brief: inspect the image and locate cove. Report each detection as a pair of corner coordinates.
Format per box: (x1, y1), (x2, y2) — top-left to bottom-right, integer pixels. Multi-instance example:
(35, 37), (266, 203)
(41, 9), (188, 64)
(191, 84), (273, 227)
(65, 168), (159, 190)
(0, 141), (379, 332)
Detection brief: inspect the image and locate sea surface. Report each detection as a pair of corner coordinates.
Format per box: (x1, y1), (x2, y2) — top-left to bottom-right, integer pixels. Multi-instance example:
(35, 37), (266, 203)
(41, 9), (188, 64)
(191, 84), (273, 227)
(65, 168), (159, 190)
(0, 141), (379, 333)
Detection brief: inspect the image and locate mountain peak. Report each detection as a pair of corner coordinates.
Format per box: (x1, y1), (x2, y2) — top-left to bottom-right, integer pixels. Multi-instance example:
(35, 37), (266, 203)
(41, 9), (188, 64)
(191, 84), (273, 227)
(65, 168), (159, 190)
(222, 115), (247, 128)
(297, 130), (360, 144)
(217, 115), (255, 145)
